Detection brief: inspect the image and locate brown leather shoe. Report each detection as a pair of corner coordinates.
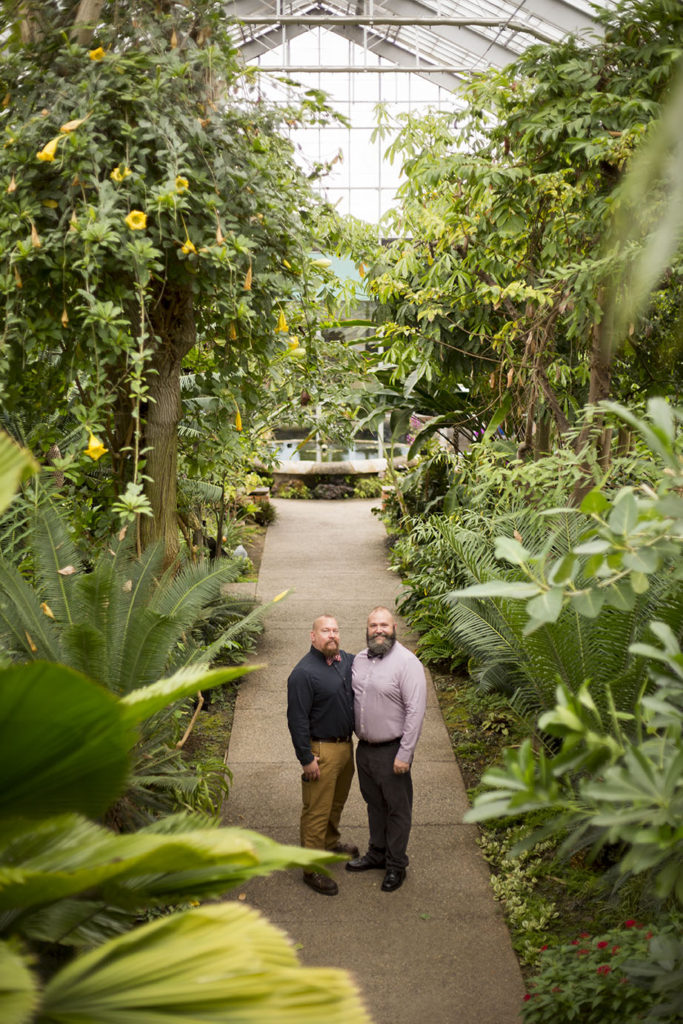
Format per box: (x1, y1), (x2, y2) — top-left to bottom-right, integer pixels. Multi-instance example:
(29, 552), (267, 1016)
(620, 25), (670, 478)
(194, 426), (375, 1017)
(330, 841), (360, 859)
(303, 872), (338, 895)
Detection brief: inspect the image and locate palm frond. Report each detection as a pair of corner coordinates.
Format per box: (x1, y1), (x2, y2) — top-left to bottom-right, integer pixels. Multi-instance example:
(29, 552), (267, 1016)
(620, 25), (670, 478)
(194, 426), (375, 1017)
(0, 559), (63, 661)
(32, 505), (84, 624)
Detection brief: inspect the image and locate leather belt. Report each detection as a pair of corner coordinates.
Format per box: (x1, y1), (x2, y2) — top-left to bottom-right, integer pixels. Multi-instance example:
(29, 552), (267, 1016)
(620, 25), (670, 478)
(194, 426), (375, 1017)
(359, 737), (401, 747)
(312, 735), (352, 743)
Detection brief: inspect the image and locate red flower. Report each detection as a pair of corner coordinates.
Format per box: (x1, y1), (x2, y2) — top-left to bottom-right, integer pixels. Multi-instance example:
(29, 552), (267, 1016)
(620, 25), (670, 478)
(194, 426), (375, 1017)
(624, 919), (637, 928)
(579, 931), (591, 938)
(597, 941), (609, 949)
(611, 945), (620, 954)
(571, 939), (579, 945)
(523, 994), (532, 1002)
(577, 949), (590, 956)
(540, 945), (548, 951)
(597, 965), (611, 975)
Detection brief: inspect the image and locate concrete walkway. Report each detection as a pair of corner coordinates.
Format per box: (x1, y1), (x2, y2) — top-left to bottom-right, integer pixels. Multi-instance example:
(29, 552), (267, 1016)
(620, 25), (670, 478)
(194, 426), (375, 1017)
(223, 499), (524, 1024)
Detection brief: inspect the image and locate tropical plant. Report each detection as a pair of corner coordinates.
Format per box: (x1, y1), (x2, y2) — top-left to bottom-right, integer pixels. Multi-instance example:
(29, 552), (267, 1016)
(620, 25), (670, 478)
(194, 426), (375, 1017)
(340, 0), (683, 467)
(0, 660), (369, 1024)
(0, 432), (370, 1024)
(521, 919), (682, 1023)
(0, 1), (348, 562)
(0, 497), (288, 823)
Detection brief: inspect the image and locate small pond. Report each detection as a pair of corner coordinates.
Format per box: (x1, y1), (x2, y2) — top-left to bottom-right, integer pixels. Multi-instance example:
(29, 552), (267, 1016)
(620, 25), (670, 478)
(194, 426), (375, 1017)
(274, 439), (409, 463)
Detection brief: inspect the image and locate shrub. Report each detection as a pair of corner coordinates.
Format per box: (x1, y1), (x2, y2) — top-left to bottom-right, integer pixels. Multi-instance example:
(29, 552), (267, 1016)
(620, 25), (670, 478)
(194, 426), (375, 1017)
(522, 920), (682, 1023)
(353, 476), (383, 498)
(275, 479), (313, 499)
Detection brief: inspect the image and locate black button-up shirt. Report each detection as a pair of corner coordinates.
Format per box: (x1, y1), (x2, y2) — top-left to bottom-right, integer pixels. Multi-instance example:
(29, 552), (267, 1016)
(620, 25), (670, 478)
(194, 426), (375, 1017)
(287, 646), (354, 766)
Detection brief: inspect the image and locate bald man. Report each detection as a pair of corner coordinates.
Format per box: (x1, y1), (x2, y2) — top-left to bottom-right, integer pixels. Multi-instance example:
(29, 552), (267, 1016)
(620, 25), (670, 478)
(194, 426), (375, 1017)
(348, 606), (427, 892)
(287, 614), (359, 895)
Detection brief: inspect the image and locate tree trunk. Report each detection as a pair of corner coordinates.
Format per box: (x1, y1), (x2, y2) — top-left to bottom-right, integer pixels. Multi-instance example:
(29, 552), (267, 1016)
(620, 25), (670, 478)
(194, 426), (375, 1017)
(571, 291), (614, 504)
(534, 413), (551, 459)
(140, 287), (196, 566)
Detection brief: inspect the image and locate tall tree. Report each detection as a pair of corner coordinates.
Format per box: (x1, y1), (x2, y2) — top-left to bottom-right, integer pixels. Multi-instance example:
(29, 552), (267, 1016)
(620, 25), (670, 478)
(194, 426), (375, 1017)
(0, 1), (336, 561)
(352, 0), (683, 462)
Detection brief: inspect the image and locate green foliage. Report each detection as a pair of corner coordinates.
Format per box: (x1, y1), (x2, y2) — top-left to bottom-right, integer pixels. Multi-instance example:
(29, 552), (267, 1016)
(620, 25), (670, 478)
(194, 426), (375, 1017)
(0, 661), (369, 1024)
(477, 827), (560, 964)
(275, 478), (313, 499)
(342, 0), (683, 451)
(352, 476), (383, 498)
(521, 920), (682, 1024)
(0, 498), (287, 823)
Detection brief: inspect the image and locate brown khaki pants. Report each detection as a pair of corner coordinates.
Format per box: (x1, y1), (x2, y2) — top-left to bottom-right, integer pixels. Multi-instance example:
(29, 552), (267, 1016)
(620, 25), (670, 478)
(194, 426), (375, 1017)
(300, 740), (354, 850)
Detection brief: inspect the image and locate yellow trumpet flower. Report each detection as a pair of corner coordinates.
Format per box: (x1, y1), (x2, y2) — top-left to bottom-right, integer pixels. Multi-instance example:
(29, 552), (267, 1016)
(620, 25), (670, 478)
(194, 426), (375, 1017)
(88, 47), (105, 61)
(181, 237), (197, 255)
(276, 309), (288, 333)
(110, 165), (132, 182)
(40, 602), (55, 619)
(235, 407), (243, 432)
(175, 175), (189, 192)
(84, 433), (108, 461)
(37, 136), (61, 162)
(60, 116), (88, 133)
(125, 210), (147, 230)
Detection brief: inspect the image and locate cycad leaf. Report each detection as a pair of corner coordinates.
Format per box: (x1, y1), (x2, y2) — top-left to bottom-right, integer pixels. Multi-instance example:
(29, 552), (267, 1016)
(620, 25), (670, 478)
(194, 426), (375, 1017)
(40, 903), (371, 1024)
(0, 432), (39, 517)
(0, 939), (38, 1024)
(120, 664), (261, 725)
(151, 559), (243, 622)
(0, 663), (132, 820)
(0, 560), (63, 661)
(32, 506), (84, 625)
(0, 815), (337, 914)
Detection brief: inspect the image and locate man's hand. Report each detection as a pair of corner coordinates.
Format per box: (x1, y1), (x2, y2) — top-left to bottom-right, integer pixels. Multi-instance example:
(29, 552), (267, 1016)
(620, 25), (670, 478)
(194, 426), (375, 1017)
(303, 755), (320, 780)
(393, 758), (410, 775)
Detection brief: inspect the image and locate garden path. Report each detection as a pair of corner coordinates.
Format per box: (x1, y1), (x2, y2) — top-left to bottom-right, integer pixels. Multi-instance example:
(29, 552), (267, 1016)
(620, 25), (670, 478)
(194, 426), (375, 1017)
(222, 498), (524, 1024)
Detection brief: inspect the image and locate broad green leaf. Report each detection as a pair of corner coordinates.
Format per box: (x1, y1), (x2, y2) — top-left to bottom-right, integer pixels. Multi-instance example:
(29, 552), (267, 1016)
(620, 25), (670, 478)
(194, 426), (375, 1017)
(494, 536), (531, 564)
(571, 590), (606, 618)
(622, 547), (660, 574)
(0, 940), (38, 1024)
(40, 903), (371, 1024)
(119, 664), (261, 726)
(580, 487), (611, 516)
(525, 587), (564, 625)
(0, 664), (132, 821)
(448, 581), (541, 600)
(608, 491), (638, 535)
(0, 432), (39, 516)
(604, 583), (636, 611)
(548, 553), (577, 585)
(647, 397), (675, 443)
(631, 571), (650, 594)
(480, 394), (512, 444)
(0, 816), (338, 914)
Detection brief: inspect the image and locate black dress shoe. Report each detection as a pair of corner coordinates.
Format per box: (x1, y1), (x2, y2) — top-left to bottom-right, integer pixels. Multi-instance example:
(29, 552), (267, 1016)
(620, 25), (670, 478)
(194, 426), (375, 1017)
(381, 868), (406, 892)
(303, 872), (338, 895)
(330, 841), (360, 859)
(345, 854), (386, 872)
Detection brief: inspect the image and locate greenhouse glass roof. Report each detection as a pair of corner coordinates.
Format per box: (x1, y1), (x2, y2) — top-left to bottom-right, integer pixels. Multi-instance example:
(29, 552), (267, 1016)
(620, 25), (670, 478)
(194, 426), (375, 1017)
(224, 1), (608, 221)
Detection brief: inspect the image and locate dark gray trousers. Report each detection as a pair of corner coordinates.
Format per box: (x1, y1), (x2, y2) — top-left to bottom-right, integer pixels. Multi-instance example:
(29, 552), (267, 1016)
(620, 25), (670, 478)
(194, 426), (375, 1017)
(356, 738), (413, 870)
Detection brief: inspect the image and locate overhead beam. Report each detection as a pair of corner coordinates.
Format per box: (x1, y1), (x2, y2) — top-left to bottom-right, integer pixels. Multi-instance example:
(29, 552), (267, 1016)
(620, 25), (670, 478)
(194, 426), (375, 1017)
(235, 16), (557, 45)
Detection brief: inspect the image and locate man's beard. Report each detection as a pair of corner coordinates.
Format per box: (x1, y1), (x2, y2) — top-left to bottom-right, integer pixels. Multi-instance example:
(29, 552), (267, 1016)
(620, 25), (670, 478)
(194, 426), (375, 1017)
(366, 627), (396, 656)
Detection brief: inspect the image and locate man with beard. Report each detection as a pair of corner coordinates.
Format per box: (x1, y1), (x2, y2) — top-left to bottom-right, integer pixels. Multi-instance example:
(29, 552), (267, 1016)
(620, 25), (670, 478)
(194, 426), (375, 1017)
(347, 606), (427, 892)
(287, 613), (358, 895)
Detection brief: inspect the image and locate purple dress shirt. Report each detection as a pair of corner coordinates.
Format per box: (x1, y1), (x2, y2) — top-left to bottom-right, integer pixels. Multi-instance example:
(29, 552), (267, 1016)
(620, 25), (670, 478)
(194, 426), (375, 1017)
(352, 641), (427, 764)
